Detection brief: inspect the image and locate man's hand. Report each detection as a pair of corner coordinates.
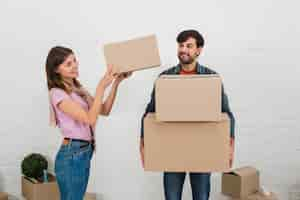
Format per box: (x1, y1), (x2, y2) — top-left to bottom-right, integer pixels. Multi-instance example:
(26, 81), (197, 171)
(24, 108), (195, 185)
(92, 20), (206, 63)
(140, 138), (145, 168)
(229, 138), (235, 168)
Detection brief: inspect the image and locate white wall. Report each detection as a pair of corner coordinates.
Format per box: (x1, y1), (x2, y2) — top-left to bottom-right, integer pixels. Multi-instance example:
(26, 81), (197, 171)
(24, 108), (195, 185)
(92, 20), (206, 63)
(0, 0), (299, 199)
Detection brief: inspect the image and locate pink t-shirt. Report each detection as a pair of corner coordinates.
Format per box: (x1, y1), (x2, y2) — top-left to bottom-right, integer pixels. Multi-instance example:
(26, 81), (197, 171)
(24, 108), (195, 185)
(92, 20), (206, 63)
(50, 88), (92, 141)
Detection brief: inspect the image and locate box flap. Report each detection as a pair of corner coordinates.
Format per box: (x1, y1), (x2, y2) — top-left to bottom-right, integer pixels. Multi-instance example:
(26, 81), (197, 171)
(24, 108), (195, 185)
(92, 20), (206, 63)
(159, 74), (220, 79)
(228, 166), (258, 177)
(222, 173), (242, 197)
(149, 113), (229, 122)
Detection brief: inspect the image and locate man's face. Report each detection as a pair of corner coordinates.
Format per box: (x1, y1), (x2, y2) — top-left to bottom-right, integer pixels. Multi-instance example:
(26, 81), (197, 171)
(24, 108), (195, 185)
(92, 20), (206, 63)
(177, 37), (201, 65)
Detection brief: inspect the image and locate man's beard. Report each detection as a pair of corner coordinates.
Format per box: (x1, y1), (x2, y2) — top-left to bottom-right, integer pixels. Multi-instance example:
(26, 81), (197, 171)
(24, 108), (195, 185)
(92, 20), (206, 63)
(178, 53), (195, 64)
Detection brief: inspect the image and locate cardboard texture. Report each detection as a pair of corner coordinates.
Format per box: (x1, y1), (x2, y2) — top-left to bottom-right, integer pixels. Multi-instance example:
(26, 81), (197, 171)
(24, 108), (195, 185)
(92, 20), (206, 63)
(230, 191), (278, 200)
(103, 35), (161, 73)
(84, 192), (96, 200)
(245, 191), (278, 200)
(155, 75), (222, 122)
(0, 192), (8, 200)
(222, 166), (260, 198)
(21, 175), (59, 200)
(144, 113), (230, 172)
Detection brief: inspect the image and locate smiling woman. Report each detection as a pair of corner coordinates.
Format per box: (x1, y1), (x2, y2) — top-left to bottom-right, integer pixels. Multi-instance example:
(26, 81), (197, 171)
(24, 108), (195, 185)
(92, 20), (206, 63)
(55, 54), (79, 78)
(45, 46), (132, 200)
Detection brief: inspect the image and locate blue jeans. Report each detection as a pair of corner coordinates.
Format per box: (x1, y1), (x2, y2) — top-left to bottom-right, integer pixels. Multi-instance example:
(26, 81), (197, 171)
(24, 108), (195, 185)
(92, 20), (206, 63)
(164, 172), (211, 200)
(55, 140), (93, 200)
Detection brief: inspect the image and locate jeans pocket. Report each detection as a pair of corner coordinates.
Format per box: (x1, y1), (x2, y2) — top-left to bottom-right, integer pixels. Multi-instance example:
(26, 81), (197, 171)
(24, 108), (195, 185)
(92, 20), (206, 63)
(55, 148), (73, 176)
(55, 155), (66, 177)
(72, 146), (92, 169)
(75, 145), (91, 156)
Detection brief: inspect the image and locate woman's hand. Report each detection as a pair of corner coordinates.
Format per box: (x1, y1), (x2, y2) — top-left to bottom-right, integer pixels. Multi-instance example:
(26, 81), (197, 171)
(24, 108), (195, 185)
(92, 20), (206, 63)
(98, 65), (117, 91)
(114, 71), (132, 85)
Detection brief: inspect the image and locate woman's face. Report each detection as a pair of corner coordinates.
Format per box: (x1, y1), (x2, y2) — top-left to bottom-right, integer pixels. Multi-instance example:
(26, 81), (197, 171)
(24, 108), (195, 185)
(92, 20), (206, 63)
(56, 54), (79, 80)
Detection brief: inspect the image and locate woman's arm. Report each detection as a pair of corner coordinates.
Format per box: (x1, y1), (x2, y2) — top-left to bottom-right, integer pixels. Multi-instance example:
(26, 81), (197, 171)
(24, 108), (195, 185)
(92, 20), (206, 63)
(100, 72), (132, 116)
(56, 67), (115, 127)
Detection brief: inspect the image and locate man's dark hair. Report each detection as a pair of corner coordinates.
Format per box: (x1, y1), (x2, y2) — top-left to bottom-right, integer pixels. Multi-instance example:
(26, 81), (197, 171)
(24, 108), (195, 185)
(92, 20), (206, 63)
(176, 30), (204, 48)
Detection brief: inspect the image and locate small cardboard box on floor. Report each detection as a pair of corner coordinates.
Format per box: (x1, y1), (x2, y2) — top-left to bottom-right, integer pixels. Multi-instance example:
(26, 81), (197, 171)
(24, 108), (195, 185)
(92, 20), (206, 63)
(229, 190), (279, 200)
(84, 192), (96, 200)
(222, 166), (278, 200)
(144, 113), (230, 172)
(0, 192), (8, 200)
(241, 191), (278, 200)
(21, 175), (59, 200)
(103, 34), (161, 73)
(155, 75), (222, 122)
(222, 166), (260, 198)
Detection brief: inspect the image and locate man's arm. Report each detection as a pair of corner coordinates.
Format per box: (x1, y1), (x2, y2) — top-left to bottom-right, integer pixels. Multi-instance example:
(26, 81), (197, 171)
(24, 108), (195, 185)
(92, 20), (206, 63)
(139, 85), (156, 168)
(221, 85), (235, 167)
(221, 85), (235, 139)
(140, 86), (156, 138)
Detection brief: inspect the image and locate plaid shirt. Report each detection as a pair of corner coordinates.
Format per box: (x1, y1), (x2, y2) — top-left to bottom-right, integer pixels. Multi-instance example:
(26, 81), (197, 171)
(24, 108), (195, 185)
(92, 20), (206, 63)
(140, 62), (235, 139)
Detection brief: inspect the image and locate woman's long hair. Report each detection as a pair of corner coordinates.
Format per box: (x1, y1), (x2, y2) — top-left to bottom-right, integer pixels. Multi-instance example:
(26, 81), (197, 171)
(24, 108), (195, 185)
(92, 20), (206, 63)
(45, 46), (81, 93)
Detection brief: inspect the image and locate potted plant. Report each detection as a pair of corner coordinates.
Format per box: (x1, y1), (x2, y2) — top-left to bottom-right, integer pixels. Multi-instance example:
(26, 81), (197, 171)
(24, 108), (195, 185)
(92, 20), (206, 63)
(21, 153), (48, 183)
(21, 153), (59, 200)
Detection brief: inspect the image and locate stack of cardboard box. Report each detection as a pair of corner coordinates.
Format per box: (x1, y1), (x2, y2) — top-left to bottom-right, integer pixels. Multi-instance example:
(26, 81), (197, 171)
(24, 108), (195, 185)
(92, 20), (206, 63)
(104, 34), (279, 198)
(222, 166), (278, 200)
(144, 74), (231, 172)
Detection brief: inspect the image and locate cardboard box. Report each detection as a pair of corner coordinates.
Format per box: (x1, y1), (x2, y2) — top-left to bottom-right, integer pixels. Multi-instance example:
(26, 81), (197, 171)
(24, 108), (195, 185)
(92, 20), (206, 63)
(144, 113), (230, 172)
(85, 192), (96, 200)
(155, 75), (222, 122)
(222, 166), (260, 198)
(103, 35), (161, 73)
(230, 191), (278, 200)
(21, 175), (60, 200)
(0, 192), (8, 200)
(245, 191), (278, 200)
